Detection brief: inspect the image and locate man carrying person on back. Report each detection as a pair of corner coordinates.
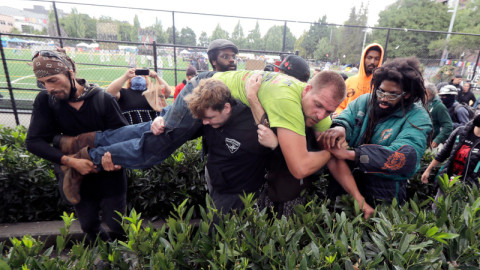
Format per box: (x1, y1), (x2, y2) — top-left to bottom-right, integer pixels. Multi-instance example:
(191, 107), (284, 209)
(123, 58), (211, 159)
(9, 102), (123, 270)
(336, 43), (384, 114)
(58, 69), (347, 204)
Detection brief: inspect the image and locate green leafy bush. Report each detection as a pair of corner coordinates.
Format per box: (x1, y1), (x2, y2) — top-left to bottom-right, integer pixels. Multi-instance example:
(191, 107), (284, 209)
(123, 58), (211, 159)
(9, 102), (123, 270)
(0, 125), (207, 223)
(3, 180), (480, 269)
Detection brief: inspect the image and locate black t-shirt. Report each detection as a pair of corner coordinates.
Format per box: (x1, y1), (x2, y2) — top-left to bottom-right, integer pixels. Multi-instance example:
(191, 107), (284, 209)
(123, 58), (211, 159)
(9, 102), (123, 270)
(118, 88), (158, 124)
(203, 101), (270, 195)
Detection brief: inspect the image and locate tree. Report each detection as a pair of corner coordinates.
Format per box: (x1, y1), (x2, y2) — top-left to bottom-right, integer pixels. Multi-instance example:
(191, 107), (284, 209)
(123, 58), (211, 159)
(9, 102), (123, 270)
(231, 21), (246, 48)
(336, 3), (369, 64)
(166, 26), (180, 44)
(300, 16), (330, 59)
(246, 21), (262, 50)
(294, 32), (308, 57)
(152, 18), (167, 44)
(211, 24), (229, 40)
(178, 27), (196, 46)
(62, 8), (86, 38)
(440, 0), (480, 57)
(131, 15), (140, 42)
(198, 31), (209, 47)
(263, 25), (296, 52)
(314, 37), (334, 61)
(372, 0), (449, 60)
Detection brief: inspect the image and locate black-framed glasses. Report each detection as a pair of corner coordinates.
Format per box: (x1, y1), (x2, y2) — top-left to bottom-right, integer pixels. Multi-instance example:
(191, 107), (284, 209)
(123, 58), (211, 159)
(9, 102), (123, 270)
(32, 50), (71, 69)
(219, 53), (236, 60)
(375, 89), (405, 101)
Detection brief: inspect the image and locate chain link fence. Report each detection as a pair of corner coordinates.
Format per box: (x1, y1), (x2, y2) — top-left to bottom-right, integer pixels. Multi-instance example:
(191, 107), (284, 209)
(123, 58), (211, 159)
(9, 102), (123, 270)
(1, 0), (480, 127)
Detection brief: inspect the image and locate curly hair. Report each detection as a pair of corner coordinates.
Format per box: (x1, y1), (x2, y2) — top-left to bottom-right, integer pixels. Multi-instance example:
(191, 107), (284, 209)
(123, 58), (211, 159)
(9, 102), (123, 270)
(184, 78), (236, 119)
(363, 57), (430, 144)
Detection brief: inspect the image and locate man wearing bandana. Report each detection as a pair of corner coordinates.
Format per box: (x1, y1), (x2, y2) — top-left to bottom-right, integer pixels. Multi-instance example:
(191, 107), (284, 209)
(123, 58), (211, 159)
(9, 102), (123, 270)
(25, 49), (128, 242)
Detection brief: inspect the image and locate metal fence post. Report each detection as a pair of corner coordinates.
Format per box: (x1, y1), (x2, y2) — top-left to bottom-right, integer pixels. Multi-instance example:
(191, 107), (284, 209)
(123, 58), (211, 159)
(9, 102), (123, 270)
(153, 40), (157, 72)
(53, 1), (63, 48)
(282, 21), (287, 52)
(472, 48), (480, 85)
(0, 33), (20, 126)
(383, 28), (390, 63)
(172, 11), (178, 86)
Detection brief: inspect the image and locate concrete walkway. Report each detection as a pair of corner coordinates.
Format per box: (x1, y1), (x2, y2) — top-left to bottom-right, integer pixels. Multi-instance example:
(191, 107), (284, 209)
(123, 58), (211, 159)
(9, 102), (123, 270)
(0, 219), (167, 246)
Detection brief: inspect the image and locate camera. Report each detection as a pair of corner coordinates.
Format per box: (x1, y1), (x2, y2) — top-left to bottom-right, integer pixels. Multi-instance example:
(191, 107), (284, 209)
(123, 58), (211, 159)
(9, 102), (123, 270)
(135, 69), (150, 76)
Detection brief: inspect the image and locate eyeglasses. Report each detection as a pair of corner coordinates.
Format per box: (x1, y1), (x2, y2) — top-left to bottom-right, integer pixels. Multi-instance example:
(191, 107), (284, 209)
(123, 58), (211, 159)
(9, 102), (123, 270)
(32, 50), (71, 69)
(219, 54), (236, 60)
(375, 89), (405, 101)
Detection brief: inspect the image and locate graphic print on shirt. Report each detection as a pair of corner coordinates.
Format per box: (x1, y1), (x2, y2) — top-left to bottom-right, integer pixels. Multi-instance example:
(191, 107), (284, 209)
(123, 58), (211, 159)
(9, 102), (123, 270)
(452, 144), (471, 175)
(225, 138), (241, 154)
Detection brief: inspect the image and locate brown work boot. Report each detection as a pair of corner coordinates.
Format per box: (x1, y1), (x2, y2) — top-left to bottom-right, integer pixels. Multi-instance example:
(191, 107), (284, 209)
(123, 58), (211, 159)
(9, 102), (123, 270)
(59, 132), (95, 155)
(61, 147), (93, 205)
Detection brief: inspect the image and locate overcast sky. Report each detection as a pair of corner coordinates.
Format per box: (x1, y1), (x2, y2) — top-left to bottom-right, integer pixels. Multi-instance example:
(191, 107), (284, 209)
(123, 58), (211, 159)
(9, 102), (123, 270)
(13, 0), (398, 37)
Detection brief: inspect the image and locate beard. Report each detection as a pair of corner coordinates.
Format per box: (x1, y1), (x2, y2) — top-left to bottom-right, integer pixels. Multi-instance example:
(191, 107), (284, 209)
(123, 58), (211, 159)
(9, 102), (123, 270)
(216, 62), (237, 71)
(374, 100), (402, 118)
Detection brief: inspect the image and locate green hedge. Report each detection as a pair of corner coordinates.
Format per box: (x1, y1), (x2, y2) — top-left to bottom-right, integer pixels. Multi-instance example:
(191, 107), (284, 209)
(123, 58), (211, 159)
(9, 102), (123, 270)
(2, 181), (480, 269)
(0, 125), (207, 223)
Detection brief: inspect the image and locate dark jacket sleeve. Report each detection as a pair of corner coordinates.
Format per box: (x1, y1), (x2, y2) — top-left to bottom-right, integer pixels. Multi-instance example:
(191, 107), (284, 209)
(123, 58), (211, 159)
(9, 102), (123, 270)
(25, 91), (64, 164)
(432, 103), (453, 145)
(434, 126), (462, 163)
(354, 144), (418, 179)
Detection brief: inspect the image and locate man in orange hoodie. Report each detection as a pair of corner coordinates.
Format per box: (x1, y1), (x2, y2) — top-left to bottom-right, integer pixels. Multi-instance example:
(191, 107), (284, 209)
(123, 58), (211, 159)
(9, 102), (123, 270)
(336, 43), (384, 114)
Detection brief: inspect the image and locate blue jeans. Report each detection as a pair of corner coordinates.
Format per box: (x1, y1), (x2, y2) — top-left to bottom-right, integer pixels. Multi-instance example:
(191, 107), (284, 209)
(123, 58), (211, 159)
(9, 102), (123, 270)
(88, 72), (215, 169)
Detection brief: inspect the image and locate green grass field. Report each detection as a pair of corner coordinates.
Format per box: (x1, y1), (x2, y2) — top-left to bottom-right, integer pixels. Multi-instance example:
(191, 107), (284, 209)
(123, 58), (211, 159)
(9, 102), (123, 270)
(0, 47), (247, 101)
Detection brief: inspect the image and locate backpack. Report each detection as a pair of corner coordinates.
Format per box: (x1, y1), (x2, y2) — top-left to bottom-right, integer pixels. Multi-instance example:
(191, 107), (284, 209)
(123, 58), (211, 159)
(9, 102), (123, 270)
(454, 103), (475, 120)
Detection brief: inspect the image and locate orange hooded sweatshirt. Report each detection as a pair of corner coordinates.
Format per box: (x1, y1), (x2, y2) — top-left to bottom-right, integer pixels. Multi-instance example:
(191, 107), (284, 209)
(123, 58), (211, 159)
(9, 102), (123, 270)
(336, 43), (384, 114)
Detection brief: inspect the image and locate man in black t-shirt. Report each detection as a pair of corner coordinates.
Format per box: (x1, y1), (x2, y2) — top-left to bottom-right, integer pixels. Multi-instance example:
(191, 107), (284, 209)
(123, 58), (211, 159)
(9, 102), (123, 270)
(25, 49), (128, 242)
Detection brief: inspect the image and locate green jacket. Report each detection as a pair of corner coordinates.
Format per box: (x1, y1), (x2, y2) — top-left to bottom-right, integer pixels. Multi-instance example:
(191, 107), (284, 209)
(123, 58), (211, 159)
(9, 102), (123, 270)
(428, 96), (453, 145)
(333, 94), (432, 204)
(334, 94), (432, 181)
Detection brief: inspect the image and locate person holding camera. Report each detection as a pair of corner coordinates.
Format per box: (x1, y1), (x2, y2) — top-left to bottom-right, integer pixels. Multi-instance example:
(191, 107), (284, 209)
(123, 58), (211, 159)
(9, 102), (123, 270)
(106, 68), (172, 125)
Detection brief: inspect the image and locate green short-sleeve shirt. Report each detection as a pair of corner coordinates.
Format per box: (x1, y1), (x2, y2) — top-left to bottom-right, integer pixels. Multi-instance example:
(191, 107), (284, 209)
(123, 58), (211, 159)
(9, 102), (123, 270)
(213, 70), (331, 136)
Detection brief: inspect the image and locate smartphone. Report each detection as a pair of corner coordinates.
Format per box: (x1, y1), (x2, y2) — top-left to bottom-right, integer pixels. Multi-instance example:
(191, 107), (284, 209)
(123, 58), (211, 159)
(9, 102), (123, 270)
(135, 69), (149, 76)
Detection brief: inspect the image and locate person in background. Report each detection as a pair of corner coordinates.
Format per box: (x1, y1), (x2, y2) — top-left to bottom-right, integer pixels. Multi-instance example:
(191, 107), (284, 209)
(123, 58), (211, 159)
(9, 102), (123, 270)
(450, 74), (463, 93)
(438, 85), (470, 129)
(174, 65), (197, 101)
(457, 80), (476, 106)
(106, 68), (172, 125)
(274, 55), (311, 82)
(422, 113), (480, 188)
(335, 43), (384, 114)
(425, 82), (453, 148)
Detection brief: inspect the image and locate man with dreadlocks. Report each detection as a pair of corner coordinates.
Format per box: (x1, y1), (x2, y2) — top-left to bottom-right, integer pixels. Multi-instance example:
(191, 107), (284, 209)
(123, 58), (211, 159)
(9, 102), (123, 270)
(318, 57), (432, 208)
(25, 48), (128, 242)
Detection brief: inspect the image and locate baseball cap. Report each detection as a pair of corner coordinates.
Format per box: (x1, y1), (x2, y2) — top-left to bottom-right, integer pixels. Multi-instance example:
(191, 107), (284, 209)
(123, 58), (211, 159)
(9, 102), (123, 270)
(275, 55), (310, 82)
(207, 39), (238, 54)
(438, 85), (458, 96)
